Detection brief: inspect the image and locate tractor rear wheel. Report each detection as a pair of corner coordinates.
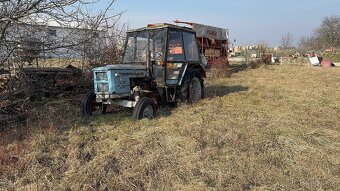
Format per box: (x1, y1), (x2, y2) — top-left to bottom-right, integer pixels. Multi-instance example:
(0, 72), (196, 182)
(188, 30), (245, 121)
(81, 92), (106, 116)
(177, 71), (204, 103)
(132, 97), (156, 120)
(189, 77), (203, 103)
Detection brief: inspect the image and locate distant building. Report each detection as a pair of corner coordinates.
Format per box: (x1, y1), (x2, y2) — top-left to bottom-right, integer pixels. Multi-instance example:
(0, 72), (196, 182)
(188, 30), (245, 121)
(3, 23), (107, 61)
(229, 45), (267, 58)
(273, 47), (280, 51)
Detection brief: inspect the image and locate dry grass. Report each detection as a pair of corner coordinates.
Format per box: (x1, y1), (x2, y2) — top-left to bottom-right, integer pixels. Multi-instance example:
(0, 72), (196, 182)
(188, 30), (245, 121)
(1, 64), (340, 190)
(323, 53), (340, 62)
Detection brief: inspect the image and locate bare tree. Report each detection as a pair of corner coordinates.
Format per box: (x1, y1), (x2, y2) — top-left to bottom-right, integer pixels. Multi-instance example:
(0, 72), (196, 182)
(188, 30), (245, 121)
(298, 35), (321, 51)
(316, 15), (340, 49)
(281, 33), (294, 50)
(0, 0), (124, 95)
(1, 0), (75, 63)
(0, 0), (123, 66)
(299, 15), (340, 52)
(70, 10), (126, 67)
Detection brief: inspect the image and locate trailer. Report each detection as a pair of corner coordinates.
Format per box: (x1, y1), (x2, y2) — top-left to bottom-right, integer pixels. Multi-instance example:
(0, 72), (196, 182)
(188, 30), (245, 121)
(174, 20), (229, 67)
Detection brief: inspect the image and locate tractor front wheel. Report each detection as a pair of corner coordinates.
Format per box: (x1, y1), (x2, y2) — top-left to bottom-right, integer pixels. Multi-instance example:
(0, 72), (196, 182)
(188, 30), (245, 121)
(132, 97), (156, 120)
(81, 92), (106, 116)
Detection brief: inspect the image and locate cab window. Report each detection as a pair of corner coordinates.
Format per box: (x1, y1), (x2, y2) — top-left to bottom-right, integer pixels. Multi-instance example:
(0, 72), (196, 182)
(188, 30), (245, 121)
(167, 31), (184, 61)
(183, 32), (199, 62)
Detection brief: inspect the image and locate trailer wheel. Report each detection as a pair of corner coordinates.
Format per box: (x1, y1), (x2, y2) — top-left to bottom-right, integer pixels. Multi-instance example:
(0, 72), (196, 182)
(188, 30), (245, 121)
(81, 92), (105, 116)
(132, 97), (156, 120)
(177, 72), (204, 103)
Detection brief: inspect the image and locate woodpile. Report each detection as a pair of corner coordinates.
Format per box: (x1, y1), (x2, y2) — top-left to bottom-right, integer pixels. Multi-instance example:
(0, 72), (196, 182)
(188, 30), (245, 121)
(0, 65), (86, 128)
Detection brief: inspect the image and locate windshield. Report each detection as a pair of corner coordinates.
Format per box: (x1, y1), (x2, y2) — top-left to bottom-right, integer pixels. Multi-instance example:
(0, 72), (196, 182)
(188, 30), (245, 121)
(123, 29), (166, 64)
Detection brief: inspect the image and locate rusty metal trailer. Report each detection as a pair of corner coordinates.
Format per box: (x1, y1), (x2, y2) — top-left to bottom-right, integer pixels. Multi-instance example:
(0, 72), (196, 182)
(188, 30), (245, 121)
(174, 20), (229, 67)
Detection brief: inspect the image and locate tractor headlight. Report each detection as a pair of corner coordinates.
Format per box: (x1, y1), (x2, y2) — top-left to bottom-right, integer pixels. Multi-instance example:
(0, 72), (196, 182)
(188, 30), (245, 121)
(167, 63), (183, 79)
(96, 72), (108, 81)
(97, 83), (109, 92)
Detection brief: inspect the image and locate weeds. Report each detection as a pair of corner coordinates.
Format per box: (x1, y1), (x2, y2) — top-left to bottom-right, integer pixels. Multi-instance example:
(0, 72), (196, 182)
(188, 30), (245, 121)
(0, 65), (339, 190)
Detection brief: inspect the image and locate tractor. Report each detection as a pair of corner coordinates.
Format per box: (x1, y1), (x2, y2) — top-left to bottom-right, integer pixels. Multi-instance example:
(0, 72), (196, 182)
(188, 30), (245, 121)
(81, 23), (211, 119)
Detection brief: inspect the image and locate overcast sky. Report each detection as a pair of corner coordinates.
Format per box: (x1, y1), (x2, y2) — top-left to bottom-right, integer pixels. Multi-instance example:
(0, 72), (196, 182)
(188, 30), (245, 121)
(101, 0), (340, 47)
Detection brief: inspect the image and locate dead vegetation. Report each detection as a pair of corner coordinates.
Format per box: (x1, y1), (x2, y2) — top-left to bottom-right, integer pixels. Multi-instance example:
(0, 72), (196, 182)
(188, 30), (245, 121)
(0, 65), (91, 128)
(0, 64), (339, 190)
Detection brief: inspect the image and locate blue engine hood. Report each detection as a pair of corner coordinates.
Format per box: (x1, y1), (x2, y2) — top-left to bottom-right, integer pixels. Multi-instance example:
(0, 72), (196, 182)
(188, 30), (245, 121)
(93, 64), (147, 71)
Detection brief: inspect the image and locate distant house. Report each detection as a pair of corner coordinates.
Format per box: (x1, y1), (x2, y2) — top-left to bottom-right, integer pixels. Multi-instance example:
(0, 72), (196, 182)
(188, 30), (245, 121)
(229, 45), (267, 58)
(4, 22), (107, 61)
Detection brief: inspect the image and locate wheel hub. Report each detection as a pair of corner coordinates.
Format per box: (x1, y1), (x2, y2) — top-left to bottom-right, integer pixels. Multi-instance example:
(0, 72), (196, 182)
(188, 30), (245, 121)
(143, 105), (154, 118)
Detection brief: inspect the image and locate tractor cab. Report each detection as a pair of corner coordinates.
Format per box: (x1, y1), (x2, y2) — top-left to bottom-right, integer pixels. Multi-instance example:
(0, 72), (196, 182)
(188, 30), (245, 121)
(122, 23), (206, 87)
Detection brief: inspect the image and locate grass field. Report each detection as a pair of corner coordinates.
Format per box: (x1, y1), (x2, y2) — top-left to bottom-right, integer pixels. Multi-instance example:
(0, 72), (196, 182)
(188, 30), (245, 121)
(1, 64), (339, 190)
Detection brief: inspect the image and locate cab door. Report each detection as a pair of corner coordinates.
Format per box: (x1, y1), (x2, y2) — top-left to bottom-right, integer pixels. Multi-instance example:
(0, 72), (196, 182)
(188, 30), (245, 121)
(165, 29), (186, 86)
(165, 30), (200, 86)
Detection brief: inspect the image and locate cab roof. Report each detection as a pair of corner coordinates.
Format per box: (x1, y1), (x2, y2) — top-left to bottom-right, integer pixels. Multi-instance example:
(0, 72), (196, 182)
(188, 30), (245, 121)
(127, 23), (195, 33)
